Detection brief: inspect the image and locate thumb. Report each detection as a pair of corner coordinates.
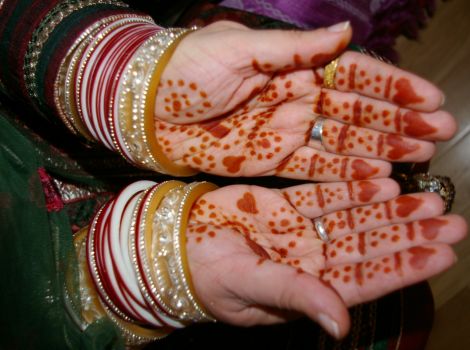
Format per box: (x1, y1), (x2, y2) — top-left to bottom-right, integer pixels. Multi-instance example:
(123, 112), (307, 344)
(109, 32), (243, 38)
(237, 258), (350, 339)
(242, 21), (352, 72)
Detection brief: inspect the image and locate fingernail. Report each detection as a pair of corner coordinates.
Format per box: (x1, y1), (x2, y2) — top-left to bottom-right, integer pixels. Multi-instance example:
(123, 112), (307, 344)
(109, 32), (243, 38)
(318, 313), (340, 338)
(440, 94), (446, 106)
(327, 21), (350, 33)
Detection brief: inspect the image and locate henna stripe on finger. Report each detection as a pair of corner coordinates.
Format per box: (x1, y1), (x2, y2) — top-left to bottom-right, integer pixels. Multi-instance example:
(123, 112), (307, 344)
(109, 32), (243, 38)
(275, 147), (390, 182)
(312, 118), (434, 162)
(281, 178), (399, 218)
(324, 215), (466, 267)
(313, 88), (451, 141)
(333, 51), (443, 111)
(322, 193), (445, 240)
(320, 244), (455, 307)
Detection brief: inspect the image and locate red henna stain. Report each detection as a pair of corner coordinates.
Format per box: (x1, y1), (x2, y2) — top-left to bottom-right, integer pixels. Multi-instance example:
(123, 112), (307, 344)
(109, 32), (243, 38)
(358, 181), (380, 202)
(313, 70), (324, 85)
(251, 59), (262, 72)
(315, 185), (325, 208)
(348, 64), (357, 90)
(406, 222), (415, 241)
(288, 241), (296, 248)
(385, 201), (393, 220)
(393, 78), (424, 106)
(293, 54), (302, 67)
(395, 195), (423, 217)
(308, 154), (319, 178)
(310, 52), (335, 66)
(384, 76), (393, 98)
(337, 125), (350, 153)
(280, 219), (290, 227)
(225, 220), (250, 234)
(259, 138), (271, 148)
(386, 134), (420, 160)
(315, 91), (326, 114)
(351, 159), (379, 180)
(419, 218), (447, 240)
(355, 262), (364, 285)
(394, 109), (402, 133)
(245, 236), (270, 259)
(408, 246), (436, 270)
(223, 156), (246, 173)
(358, 232), (366, 255)
(403, 111), (437, 137)
(201, 120), (231, 139)
(353, 100), (362, 126)
(377, 134), (384, 156)
(195, 225), (207, 233)
(340, 158), (349, 178)
(347, 181), (355, 201)
(276, 154), (294, 173)
(173, 101), (181, 112)
(237, 192), (259, 214)
(272, 247), (288, 258)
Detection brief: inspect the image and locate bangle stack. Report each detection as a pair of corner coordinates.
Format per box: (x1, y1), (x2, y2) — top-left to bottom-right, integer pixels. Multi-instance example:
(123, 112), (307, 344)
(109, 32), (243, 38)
(84, 180), (217, 346)
(52, 13), (197, 176)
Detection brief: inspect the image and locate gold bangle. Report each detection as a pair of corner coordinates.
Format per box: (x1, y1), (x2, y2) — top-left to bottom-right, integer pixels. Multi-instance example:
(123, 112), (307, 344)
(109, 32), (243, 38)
(323, 57), (340, 89)
(148, 182), (217, 322)
(100, 301), (171, 346)
(133, 181), (187, 322)
(24, 0), (129, 101)
(71, 226), (106, 326)
(118, 28), (197, 176)
(174, 182), (218, 321)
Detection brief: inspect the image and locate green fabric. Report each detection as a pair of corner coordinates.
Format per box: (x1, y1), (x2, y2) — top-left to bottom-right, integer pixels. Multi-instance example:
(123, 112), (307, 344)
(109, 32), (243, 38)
(0, 109), (121, 349)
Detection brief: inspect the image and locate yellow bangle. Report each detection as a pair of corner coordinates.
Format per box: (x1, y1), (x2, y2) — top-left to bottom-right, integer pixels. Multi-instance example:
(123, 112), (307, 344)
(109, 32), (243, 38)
(118, 28), (198, 176)
(176, 182), (219, 320)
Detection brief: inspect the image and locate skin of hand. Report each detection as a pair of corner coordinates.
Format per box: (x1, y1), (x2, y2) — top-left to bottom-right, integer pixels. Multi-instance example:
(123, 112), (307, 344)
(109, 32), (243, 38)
(185, 180), (467, 338)
(154, 21), (457, 181)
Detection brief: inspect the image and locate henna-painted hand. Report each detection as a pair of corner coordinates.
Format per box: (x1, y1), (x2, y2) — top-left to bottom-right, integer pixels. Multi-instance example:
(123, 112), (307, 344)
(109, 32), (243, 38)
(186, 180), (467, 338)
(154, 21), (457, 180)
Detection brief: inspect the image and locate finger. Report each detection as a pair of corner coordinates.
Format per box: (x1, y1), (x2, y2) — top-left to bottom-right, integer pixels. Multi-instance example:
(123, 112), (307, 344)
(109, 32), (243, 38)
(313, 89), (457, 141)
(325, 215), (467, 267)
(281, 178), (400, 218)
(274, 146), (391, 181)
(308, 118), (436, 162)
(321, 243), (456, 306)
(232, 256), (350, 338)
(321, 193), (446, 239)
(333, 51), (445, 111)
(245, 23), (352, 73)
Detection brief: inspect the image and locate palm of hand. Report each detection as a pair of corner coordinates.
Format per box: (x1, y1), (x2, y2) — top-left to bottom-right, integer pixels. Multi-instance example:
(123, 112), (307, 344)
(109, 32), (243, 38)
(154, 22), (455, 181)
(185, 183), (466, 333)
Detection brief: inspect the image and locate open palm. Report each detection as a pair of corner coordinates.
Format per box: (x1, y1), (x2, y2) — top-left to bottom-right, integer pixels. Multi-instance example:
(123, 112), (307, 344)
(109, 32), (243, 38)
(154, 21), (456, 180)
(185, 180), (466, 337)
